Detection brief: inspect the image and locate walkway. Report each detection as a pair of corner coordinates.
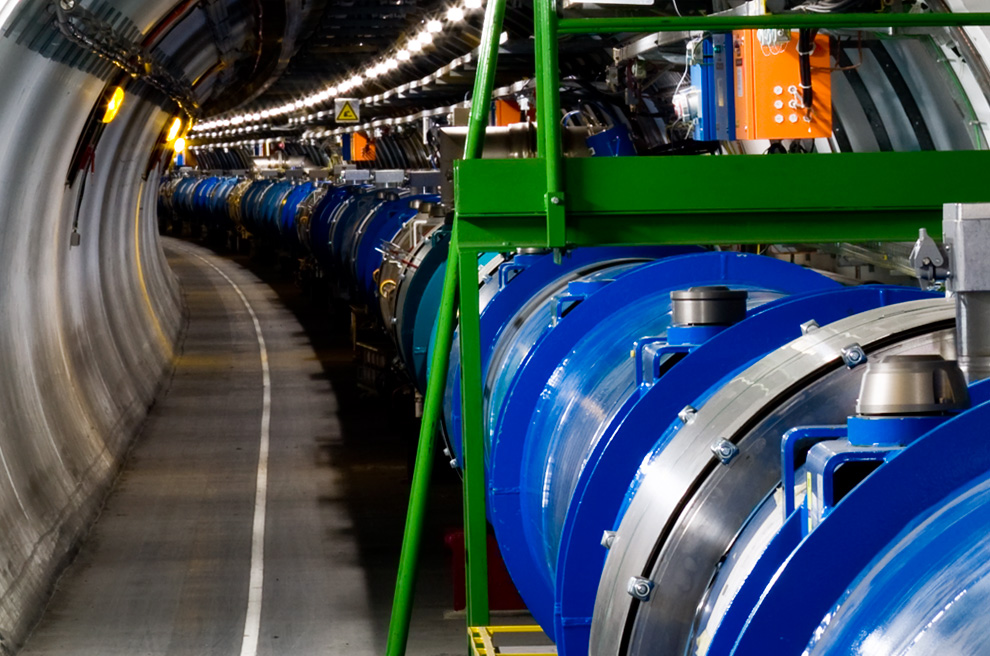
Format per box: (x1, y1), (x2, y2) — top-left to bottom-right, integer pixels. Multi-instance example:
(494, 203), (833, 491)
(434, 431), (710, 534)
(21, 238), (463, 656)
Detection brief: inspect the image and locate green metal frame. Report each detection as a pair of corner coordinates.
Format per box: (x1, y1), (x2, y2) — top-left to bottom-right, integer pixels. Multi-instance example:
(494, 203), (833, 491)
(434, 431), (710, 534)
(384, 5), (990, 655)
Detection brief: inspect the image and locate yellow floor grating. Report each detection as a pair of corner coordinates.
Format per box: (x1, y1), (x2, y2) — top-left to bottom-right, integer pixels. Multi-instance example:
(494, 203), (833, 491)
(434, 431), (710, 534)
(468, 625), (556, 655)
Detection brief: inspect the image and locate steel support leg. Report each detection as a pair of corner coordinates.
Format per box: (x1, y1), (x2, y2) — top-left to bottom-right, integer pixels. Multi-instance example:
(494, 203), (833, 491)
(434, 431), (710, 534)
(384, 228), (461, 656)
(458, 247), (490, 630)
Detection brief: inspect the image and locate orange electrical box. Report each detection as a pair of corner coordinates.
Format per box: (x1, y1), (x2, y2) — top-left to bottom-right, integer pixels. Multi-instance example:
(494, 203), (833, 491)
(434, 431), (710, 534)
(494, 99), (522, 126)
(352, 131), (376, 162)
(733, 30), (832, 140)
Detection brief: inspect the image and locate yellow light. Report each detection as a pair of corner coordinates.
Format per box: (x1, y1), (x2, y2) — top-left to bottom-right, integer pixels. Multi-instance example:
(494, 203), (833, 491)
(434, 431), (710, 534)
(102, 86), (125, 123)
(166, 117), (183, 142)
(173, 136), (186, 153)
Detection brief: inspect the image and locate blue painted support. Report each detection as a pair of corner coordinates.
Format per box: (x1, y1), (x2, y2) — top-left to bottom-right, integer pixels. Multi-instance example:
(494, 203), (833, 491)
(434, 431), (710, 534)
(488, 252), (839, 634)
(780, 426), (847, 517)
(728, 399), (990, 655)
(443, 246), (693, 456)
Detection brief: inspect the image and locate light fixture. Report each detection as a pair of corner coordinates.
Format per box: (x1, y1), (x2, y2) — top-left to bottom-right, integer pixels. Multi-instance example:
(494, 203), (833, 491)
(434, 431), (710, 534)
(173, 136), (187, 153)
(102, 86), (125, 123)
(166, 117), (182, 141)
(186, 0), (497, 129)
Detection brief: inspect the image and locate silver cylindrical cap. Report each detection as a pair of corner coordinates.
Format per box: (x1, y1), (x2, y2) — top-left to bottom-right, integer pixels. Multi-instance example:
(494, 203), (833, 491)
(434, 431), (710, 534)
(670, 286), (748, 326)
(857, 354), (970, 416)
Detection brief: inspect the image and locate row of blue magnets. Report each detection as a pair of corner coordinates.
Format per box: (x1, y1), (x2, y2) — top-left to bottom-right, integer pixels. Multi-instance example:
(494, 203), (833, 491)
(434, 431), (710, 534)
(164, 172), (990, 655)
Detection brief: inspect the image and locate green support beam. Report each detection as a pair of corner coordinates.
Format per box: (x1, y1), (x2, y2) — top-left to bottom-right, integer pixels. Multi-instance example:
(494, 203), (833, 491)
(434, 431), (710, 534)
(463, 0), (506, 160)
(458, 0), (506, 634)
(557, 12), (990, 34)
(535, 0), (566, 247)
(458, 249), (490, 629)
(382, 0), (505, 648)
(383, 232), (460, 656)
(453, 151), (990, 247)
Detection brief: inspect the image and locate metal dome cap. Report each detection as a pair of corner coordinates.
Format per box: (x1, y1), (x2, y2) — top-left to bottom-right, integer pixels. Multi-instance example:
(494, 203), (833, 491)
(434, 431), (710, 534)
(670, 285), (748, 326)
(857, 354), (970, 416)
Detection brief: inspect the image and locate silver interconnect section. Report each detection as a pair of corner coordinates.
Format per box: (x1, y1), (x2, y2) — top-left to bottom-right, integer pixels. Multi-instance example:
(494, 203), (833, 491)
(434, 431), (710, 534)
(591, 299), (954, 656)
(944, 203), (990, 382)
(372, 169), (406, 186)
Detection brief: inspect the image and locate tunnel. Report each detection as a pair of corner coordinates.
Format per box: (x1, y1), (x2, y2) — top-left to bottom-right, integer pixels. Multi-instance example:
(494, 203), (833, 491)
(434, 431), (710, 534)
(1, 0), (990, 654)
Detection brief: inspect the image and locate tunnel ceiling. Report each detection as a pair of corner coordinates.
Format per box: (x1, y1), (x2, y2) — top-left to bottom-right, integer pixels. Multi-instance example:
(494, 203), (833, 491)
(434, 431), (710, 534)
(227, 0), (539, 113)
(185, 0), (624, 144)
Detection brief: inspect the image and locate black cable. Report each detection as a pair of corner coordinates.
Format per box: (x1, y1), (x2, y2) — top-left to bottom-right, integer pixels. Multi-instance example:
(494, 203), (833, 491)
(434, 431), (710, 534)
(798, 29), (816, 111)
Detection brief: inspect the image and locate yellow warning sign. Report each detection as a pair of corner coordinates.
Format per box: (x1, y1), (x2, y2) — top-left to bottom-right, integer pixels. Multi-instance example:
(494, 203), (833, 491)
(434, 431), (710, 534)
(335, 99), (360, 123)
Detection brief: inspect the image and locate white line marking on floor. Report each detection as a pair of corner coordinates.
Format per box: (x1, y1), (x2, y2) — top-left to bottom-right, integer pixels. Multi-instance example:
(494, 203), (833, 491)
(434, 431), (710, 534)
(188, 250), (271, 656)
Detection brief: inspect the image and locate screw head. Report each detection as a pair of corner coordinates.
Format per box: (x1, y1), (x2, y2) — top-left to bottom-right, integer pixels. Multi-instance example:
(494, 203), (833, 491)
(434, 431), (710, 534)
(627, 576), (654, 601)
(449, 458), (459, 469)
(601, 530), (617, 549)
(677, 405), (697, 424)
(60, 0), (74, 9)
(550, 196), (562, 205)
(710, 439), (739, 465)
(841, 343), (867, 368)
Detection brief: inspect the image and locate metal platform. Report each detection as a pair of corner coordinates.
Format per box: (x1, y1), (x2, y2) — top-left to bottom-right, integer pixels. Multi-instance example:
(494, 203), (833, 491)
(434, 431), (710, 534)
(469, 625), (556, 656)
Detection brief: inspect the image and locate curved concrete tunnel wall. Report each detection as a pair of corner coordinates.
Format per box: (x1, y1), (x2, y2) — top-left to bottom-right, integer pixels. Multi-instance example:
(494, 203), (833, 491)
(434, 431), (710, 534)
(0, 24), (183, 653)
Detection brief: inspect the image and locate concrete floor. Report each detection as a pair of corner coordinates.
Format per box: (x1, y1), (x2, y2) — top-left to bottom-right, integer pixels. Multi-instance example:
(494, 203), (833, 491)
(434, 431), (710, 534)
(21, 239), (466, 656)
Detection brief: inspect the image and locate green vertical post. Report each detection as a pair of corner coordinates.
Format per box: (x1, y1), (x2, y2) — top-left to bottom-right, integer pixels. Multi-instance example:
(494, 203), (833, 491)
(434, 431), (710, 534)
(535, 0), (566, 247)
(457, 0), (506, 633)
(463, 0), (507, 159)
(533, 3), (546, 159)
(458, 247), (490, 628)
(383, 227), (461, 656)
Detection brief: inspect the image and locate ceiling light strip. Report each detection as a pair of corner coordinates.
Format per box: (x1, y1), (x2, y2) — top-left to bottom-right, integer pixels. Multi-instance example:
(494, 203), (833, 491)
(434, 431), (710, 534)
(192, 0), (490, 132)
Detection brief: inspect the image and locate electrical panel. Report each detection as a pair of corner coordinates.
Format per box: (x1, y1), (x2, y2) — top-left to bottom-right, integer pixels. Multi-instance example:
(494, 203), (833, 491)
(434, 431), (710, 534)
(733, 29), (832, 140)
(688, 33), (736, 142)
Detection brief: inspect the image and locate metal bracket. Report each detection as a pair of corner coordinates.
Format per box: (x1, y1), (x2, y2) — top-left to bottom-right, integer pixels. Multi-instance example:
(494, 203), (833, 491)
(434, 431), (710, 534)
(908, 227), (950, 284)
(800, 319), (819, 335)
(601, 530), (617, 549)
